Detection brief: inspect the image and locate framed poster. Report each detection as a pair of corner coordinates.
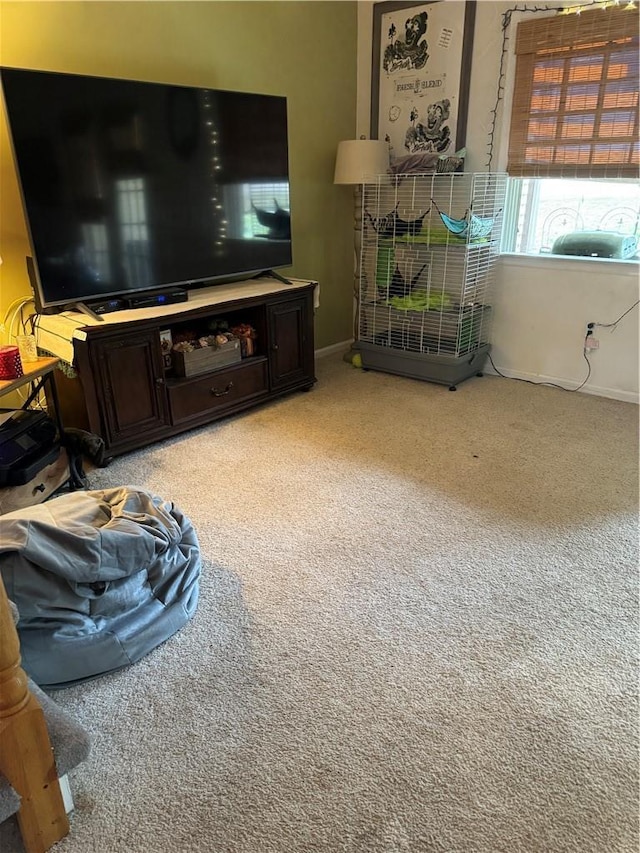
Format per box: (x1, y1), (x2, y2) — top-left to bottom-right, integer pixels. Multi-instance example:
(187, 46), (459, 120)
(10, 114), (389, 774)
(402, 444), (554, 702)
(371, 1), (476, 170)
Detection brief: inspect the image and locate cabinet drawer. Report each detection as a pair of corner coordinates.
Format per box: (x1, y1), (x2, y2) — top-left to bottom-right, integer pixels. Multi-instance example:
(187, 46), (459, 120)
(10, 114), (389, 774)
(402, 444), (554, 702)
(168, 358), (268, 424)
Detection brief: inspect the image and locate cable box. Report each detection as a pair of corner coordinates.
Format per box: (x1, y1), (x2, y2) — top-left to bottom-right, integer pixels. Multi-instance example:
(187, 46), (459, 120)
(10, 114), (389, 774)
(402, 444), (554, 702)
(91, 298), (128, 314)
(127, 290), (188, 309)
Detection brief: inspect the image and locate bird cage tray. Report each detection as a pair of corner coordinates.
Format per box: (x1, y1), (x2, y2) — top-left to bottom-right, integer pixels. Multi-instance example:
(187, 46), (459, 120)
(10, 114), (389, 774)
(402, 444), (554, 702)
(358, 342), (490, 388)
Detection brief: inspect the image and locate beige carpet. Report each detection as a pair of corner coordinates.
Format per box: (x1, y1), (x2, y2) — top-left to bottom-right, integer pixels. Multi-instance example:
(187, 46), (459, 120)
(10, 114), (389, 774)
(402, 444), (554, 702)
(2, 352), (639, 852)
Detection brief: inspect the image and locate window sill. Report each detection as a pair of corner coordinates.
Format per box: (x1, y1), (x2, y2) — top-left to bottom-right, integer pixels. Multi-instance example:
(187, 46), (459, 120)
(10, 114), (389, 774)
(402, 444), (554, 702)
(499, 252), (639, 275)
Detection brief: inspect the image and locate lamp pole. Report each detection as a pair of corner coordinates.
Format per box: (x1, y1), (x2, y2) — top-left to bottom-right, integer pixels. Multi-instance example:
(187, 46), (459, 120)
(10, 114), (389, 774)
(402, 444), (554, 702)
(334, 139), (389, 362)
(352, 182), (364, 344)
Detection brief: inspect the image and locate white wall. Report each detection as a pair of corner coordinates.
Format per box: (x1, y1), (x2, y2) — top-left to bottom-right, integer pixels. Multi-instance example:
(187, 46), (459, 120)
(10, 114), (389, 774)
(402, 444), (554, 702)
(494, 256), (639, 403)
(357, 0), (639, 402)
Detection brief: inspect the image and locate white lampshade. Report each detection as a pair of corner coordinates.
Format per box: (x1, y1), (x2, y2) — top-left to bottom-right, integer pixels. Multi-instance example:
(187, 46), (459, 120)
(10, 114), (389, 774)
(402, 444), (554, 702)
(334, 139), (389, 185)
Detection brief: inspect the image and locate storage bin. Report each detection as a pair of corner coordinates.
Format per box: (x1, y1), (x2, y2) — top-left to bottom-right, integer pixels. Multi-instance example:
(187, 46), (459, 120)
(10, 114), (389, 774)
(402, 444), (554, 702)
(172, 339), (241, 378)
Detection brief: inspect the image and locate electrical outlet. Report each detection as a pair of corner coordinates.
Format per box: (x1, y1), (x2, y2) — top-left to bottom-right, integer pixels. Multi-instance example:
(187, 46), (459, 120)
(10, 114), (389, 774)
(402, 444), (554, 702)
(585, 337), (599, 350)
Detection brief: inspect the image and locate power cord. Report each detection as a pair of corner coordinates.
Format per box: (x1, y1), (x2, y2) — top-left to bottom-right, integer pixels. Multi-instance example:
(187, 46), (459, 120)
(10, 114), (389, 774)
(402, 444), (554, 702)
(590, 299), (639, 332)
(488, 299), (639, 393)
(0, 297), (46, 408)
(487, 348), (591, 393)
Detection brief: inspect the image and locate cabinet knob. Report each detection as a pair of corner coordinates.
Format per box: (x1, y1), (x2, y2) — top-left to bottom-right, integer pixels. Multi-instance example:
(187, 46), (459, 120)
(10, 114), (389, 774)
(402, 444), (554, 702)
(272, 343), (279, 351)
(211, 381), (234, 398)
(156, 376), (165, 386)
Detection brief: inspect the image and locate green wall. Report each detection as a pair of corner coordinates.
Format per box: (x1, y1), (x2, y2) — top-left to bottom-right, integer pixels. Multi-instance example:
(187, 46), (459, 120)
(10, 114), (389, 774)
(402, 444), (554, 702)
(0, 0), (357, 349)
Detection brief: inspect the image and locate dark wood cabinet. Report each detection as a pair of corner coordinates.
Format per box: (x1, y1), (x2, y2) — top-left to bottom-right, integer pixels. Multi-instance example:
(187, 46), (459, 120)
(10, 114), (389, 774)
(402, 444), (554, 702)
(59, 281), (317, 457)
(89, 329), (170, 448)
(268, 295), (314, 391)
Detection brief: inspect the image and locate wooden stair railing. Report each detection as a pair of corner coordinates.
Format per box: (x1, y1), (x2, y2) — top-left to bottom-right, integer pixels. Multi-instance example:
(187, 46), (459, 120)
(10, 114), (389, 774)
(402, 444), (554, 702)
(0, 575), (70, 853)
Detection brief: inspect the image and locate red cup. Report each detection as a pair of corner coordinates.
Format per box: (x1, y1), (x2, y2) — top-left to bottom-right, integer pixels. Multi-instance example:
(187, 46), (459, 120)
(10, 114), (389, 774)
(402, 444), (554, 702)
(0, 345), (24, 379)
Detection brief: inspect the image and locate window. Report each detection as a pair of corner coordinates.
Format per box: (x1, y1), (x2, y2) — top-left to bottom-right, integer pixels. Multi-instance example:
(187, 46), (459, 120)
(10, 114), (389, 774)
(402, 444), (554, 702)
(503, 177), (640, 257)
(508, 5), (638, 178)
(504, 4), (639, 259)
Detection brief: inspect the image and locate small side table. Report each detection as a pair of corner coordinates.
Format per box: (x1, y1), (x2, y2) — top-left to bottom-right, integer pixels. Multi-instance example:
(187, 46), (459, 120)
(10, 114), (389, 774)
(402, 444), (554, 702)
(0, 357), (84, 513)
(0, 356), (61, 419)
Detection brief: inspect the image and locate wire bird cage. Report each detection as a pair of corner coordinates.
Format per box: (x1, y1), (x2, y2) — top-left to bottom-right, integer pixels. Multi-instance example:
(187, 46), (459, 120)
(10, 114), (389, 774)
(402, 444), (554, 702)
(358, 172), (508, 389)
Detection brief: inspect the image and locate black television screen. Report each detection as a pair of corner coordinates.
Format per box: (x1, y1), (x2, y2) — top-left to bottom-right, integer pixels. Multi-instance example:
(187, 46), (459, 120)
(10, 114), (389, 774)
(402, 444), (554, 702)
(1, 68), (292, 312)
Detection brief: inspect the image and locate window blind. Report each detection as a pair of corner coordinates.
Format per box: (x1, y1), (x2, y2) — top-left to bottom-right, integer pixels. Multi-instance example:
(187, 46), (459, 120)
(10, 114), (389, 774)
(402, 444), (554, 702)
(508, 5), (639, 178)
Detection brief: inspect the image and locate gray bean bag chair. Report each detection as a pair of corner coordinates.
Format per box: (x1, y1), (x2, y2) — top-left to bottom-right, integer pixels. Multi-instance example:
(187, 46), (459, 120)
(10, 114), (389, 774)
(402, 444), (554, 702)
(0, 486), (200, 689)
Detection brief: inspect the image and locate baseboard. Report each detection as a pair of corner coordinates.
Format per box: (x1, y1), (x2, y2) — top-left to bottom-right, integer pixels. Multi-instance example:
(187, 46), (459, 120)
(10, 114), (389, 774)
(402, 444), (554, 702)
(316, 346), (639, 404)
(484, 364), (639, 404)
(315, 340), (352, 359)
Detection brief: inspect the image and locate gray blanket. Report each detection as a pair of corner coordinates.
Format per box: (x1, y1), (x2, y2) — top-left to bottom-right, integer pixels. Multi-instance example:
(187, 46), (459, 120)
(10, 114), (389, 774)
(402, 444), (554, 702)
(0, 486), (200, 688)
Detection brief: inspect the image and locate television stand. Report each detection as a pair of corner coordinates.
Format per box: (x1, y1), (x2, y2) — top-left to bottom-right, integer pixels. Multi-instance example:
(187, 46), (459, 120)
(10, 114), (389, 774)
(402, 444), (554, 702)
(36, 277), (317, 458)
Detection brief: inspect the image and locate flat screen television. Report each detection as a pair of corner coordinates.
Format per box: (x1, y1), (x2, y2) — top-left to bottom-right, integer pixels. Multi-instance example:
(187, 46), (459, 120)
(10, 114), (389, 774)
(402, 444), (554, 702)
(1, 68), (292, 313)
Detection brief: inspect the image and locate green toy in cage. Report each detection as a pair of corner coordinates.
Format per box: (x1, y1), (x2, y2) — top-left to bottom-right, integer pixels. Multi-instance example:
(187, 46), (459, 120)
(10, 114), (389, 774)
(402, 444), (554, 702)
(375, 246), (395, 291)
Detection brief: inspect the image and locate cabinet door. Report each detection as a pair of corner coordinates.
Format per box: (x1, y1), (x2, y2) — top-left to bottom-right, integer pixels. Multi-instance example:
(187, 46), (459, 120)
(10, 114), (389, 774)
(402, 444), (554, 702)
(92, 329), (169, 450)
(267, 294), (315, 391)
